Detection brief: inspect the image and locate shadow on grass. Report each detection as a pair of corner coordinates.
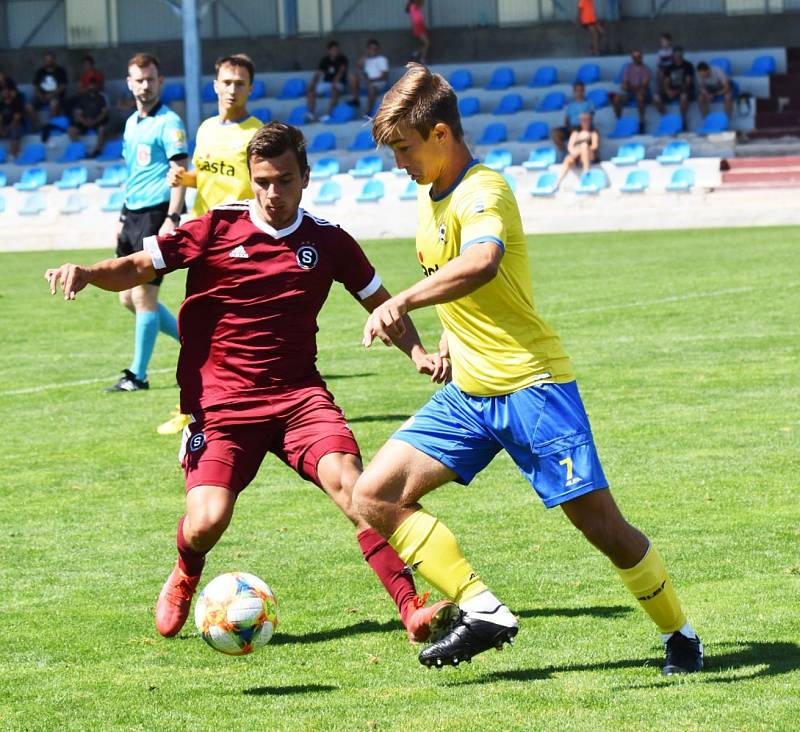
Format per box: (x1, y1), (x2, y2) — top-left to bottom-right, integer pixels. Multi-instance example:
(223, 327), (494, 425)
(268, 605), (632, 646)
(347, 413), (410, 424)
(444, 640), (800, 686)
(322, 373), (374, 381)
(243, 683), (338, 696)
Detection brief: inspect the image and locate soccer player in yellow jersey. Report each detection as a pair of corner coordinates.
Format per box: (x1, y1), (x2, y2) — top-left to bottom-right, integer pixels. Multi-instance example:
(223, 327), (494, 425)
(354, 64), (703, 674)
(159, 54), (263, 434)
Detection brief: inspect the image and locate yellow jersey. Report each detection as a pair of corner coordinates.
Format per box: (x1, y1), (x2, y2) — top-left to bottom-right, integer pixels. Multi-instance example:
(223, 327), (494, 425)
(416, 162), (574, 396)
(191, 114), (262, 216)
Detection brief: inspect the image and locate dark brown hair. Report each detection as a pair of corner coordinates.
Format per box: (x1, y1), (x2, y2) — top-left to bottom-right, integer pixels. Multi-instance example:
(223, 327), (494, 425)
(372, 62), (463, 145)
(246, 121), (308, 173)
(215, 53), (255, 84)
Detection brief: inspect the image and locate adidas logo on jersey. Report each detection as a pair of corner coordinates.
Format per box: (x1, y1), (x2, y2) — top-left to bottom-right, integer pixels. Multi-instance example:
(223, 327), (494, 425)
(228, 245), (249, 258)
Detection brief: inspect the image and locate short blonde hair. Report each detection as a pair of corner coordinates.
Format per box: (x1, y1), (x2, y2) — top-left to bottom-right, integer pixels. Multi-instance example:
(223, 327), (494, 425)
(372, 63), (463, 146)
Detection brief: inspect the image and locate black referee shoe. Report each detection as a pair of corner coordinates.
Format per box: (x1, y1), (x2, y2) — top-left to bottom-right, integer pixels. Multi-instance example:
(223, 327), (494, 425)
(662, 631), (704, 675)
(105, 369), (149, 392)
(418, 610), (518, 668)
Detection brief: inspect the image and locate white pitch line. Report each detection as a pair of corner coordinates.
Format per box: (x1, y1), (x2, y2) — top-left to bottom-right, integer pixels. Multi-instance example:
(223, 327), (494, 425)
(3, 283), (797, 398)
(556, 285), (761, 316)
(0, 368), (176, 397)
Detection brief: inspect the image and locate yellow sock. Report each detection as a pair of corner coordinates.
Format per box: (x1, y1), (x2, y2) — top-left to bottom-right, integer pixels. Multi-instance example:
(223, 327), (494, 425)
(389, 509), (486, 604)
(616, 543), (687, 634)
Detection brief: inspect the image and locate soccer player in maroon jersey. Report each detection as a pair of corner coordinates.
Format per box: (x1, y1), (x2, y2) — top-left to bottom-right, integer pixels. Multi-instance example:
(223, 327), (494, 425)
(44, 122), (458, 644)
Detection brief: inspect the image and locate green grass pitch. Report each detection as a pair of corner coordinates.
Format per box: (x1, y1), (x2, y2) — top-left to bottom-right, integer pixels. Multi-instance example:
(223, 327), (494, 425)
(0, 226), (798, 731)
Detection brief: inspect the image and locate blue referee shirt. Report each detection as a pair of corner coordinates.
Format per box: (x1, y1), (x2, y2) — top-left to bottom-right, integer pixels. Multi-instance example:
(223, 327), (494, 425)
(123, 102), (188, 211)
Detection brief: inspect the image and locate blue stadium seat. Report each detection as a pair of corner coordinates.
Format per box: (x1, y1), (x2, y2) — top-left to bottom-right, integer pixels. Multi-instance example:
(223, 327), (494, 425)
(60, 192), (88, 214)
(202, 81), (217, 103)
(251, 79), (267, 99)
(483, 148), (512, 171)
(287, 105), (310, 126)
(399, 180), (418, 200)
(55, 166), (88, 189)
(485, 67), (514, 91)
(97, 163), (127, 187)
(307, 132), (337, 154)
(518, 121), (549, 142)
(96, 139), (123, 161)
(744, 55), (776, 77)
(586, 88), (609, 109)
(57, 141), (87, 163)
(162, 82), (186, 103)
(530, 172), (557, 196)
(458, 97), (480, 117)
(448, 69), (473, 92)
(502, 171), (517, 193)
(614, 62), (629, 84)
(529, 65), (557, 88)
(347, 130), (375, 151)
(492, 93), (523, 116)
(16, 143), (46, 166)
(47, 115), (70, 135)
(252, 107), (272, 123)
(348, 154), (383, 178)
(575, 168), (607, 194)
(610, 143), (645, 165)
(0, 146), (7, 164)
(310, 157), (340, 180)
(574, 63), (600, 85)
(620, 169), (650, 193)
(476, 123), (507, 145)
(522, 147), (556, 170)
(19, 192), (47, 215)
(313, 180), (341, 205)
(709, 56), (733, 76)
(0, 171), (7, 186)
(356, 179), (384, 203)
(0, 193), (5, 213)
(608, 116), (640, 138)
(324, 102), (357, 124)
(666, 167), (694, 191)
(536, 91), (566, 112)
(653, 113), (683, 136)
(102, 190), (125, 212)
(657, 140), (691, 164)
(14, 168), (47, 191)
(697, 112), (729, 134)
(278, 78), (307, 100)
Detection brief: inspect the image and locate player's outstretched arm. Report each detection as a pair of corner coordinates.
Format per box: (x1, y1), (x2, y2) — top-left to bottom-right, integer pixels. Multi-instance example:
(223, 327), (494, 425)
(361, 285), (450, 383)
(44, 251), (157, 300)
(362, 241), (501, 348)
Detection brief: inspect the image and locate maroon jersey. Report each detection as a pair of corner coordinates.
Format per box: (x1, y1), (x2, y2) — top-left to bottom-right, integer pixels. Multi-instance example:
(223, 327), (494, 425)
(144, 201), (381, 415)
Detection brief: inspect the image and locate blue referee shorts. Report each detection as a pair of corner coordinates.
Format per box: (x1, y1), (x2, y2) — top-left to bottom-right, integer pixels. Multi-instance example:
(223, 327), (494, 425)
(392, 380), (607, 508)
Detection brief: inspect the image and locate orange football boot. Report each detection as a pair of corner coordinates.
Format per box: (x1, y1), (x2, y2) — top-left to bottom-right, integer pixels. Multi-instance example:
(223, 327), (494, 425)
(155, 563), (201, 637)
(405, 592), (460, 643)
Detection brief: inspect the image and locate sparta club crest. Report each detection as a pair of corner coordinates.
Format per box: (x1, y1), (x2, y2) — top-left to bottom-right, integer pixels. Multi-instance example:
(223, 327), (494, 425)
(296, 244), (319, 270)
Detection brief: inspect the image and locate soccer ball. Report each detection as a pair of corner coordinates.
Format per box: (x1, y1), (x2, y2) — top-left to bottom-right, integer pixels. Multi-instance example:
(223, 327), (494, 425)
(194, 572), (278, 656)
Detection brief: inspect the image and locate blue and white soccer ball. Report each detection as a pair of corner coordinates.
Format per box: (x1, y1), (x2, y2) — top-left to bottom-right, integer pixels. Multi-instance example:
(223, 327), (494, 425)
(194, 572), (279, 656)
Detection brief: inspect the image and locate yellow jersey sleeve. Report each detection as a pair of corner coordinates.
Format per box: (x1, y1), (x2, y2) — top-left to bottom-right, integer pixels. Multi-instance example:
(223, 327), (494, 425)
(417, 164), (574, 396)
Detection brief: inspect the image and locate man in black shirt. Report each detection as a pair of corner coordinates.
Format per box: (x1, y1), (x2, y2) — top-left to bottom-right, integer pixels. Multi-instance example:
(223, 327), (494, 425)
(654, 46), (695, 130)
(305, 40), (348, 122)
(0, 81), (26, 157)
(32, 51), (68, 117)
(67, 78), (109, 157)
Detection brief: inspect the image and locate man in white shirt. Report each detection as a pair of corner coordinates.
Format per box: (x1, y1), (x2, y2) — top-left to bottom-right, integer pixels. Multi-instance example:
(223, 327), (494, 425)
(348, 39), (390, 118)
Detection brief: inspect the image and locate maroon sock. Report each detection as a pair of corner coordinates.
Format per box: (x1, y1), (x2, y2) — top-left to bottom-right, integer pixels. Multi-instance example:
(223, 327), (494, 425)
(357, 527), (418, 625)
(176, 515), (205, 577)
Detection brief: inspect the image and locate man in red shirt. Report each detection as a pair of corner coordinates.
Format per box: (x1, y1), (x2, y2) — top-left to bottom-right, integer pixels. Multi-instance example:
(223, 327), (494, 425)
(45, 122), (456, 644)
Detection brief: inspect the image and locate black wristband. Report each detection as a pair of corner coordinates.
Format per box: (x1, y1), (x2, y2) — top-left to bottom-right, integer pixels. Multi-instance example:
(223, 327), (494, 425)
(167, 212), (181, 225)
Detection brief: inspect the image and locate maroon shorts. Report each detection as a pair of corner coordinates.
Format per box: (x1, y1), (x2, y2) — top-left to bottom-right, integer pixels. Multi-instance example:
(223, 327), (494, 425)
(180, 386), (360, 494)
